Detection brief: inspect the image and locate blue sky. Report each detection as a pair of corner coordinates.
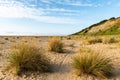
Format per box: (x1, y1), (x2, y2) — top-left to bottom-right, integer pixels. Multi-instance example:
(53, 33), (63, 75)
(0, 0), (120, 36)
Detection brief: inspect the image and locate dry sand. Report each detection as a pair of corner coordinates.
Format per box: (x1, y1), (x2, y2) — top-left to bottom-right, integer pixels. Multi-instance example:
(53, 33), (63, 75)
(0, 36), (120, 80)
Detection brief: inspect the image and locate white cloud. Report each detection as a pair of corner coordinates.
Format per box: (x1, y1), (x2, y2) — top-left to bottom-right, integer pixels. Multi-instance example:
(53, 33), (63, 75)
(34, 16), (81, 24)
(56, 0), (93, 7)
(39, 0), (51, 4)
(45, 8), (81, 13)
(0, 6), (44, 18)
(55, 0), (104, 7)
(68, 2), (93, 7)
(0, 0), (44, 18)
(0, 0), (82, 24)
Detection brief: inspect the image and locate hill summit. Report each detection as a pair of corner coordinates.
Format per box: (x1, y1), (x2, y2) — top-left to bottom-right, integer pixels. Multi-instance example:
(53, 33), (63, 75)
(73, 17), (120, 35)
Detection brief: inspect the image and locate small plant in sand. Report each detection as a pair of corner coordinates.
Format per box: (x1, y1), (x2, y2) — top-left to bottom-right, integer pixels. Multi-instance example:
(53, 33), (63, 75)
(88, 38), (102, 44)
(67, 36), (71, 40)
(72, 48), (114, 79)
(69, 43), (75, 48)
(6, 42), (50, 75)
(103, 37), (118, 44)
(35, 36), (39, 38)
(48, 37), (64, 53)
(0, 41), (5, 44)
(4, 37), (9, 40)
(79, 46), (91, 53)
(10, 40), (16, 42)
(16, 37), (19, 39)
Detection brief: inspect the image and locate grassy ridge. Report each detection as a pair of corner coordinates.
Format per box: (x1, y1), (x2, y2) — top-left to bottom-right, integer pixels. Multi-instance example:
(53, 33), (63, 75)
(73, 17), (120, 35)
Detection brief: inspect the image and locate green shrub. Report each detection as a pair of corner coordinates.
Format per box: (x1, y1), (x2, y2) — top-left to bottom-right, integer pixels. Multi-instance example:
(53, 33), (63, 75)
(6, 42), (50, 75)
(72, 49), (114, 79)
(48, 37), (64, 53)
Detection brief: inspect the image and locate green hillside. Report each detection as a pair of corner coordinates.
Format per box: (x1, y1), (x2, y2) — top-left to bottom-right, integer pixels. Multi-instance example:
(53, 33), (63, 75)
(73, 17), (120, 35)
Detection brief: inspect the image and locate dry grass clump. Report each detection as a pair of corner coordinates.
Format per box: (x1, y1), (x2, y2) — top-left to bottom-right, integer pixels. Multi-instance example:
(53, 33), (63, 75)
(79, 46), (91, 53)
(72, 48), (114, 79)
(48, 37), (64, 53)
(6, 42), (50, 75)
(10, 40), (16, 42)
(103, 37), (118, 44)
(66, 36), (71, 40)
(0, 41), (5, 44)
(68, 43), (75, 48)
(88, 38), (102, 44)
(4, 37), (9, 40)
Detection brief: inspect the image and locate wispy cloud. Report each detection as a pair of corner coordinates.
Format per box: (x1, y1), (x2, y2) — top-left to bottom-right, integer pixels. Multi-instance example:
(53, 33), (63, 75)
(39, 0), (52, 4)
(55, 0), (104, 7)
(56, 0), (93, 7)
(34, 16), (81, 24)
(45, 8), (81, 13)
(0, 0), (44, 18)
(0, 0), (82, 24)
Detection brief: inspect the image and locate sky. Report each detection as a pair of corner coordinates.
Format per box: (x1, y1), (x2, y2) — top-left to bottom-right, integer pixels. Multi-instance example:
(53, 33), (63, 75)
(0, 0), (120, 36)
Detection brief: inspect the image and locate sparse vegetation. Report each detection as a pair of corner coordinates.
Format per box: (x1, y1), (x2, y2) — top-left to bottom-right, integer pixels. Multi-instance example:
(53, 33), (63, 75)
(35, 36), (39, 38)
(72, 48), (114, 79)
(103, 37), (118, 44)
(67, 36), (71, 40)
(0, 41), (5, 44)
(72, 17), (120, 36)
(88, 38), (102, 44)
(48, 37), (64, 53)
(4, 37), (9, 40)
(68, 43), (75, 48)
(6, 42), (50, 75)
(0, 35), (119, 79)
(10, 40), (16, 42)
(79, 46), (91, 53)
(16, 37), (19, 39)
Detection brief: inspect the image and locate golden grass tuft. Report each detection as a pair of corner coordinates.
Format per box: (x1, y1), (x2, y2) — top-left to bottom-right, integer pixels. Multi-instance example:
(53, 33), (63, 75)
(88, 38), (102, 44)
(72, 48), (114, 79)
(0, 41), (5, 44)
(103, 37), (118, 44)
(48, 37), (64, 53)
(4, 37), (9, 40)
(6, 42), (50, 75)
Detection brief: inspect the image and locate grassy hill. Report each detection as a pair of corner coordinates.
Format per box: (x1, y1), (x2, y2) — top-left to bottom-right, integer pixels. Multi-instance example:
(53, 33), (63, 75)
(73, 17), (120, 35)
